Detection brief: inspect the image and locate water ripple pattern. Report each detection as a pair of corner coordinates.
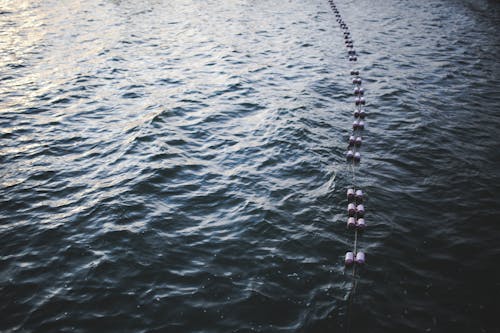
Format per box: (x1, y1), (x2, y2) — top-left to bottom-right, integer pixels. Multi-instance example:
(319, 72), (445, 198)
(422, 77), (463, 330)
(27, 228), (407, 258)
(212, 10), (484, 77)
(1, 0), (499, 332)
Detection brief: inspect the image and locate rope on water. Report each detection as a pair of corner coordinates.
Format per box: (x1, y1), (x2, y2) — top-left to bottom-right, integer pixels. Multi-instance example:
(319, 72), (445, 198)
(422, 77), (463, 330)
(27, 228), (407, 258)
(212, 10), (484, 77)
(327, 0), (369, 331)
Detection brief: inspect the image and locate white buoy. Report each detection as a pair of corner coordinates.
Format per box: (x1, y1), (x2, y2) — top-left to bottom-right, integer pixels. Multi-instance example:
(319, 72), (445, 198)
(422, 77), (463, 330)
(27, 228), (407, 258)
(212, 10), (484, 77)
(356, 204), (365, 216)
(347, 217), (356, 229)
(353, 120), (360, 130)
(355, 252), (365, 264)
(354, 152), (361, 163)
(355, 189), (364, 202)
(345, 252), (354, 265)
(348, 203), (356, 216)
(355, 137), (362, 147)
(347, 188), (355, 201)
(356, 218), (366, 230)
(346, 150), (354, 160)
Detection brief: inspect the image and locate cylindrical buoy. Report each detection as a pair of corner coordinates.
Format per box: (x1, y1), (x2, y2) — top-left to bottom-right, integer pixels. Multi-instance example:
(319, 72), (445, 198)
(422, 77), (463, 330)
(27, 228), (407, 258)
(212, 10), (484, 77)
(349, 135), (356, 146)
(347, 188), (355, 201)
(348, 203), (356, 216)
(346, 150), (354, 160)
(353, 120), (359, 130)
(356, 204), (365, 216)
(359, 110), (366, 119)
(355, 189), (363, 202)
(345, 252), (354, 266)
(354, 110), (360, 118)
(355, 252), (365, 264)
(347, 217), (356, 229)
(356, 218), (366, 230)
(355, 137), (362, 147)
(354, 152), (361, 163)
(358, 120), (365, 129)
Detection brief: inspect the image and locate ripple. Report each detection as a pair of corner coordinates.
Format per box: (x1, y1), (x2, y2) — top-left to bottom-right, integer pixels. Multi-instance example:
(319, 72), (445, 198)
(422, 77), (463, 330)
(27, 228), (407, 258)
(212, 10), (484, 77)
(1, 0), (500, 332)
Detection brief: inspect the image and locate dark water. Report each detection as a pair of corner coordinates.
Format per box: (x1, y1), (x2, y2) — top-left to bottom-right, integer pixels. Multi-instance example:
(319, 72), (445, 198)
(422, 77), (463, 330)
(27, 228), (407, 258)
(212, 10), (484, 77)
(1, 0), (500, 332)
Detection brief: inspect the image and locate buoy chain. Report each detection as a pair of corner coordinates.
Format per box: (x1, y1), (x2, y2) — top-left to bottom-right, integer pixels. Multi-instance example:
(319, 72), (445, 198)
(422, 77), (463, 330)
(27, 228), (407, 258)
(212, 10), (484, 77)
(327, 0), (367, 267)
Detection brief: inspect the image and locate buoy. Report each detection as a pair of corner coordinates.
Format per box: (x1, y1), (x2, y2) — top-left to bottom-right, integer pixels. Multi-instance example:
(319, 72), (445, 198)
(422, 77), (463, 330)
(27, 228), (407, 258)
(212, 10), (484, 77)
(349, 135), (356, 146)
(347, 188), (355, 201)
(356, 204), (365, 216)
(354, 110), (360, 118)
(353, 120), (360, 130)
(348, 203), (356, 216)
(355, 189), (363, 202)
(358, 120), (365, 129)
(345, 252), (354, 265)
(355, 252), (365, 264)
(355, 136), (362, 147)
(350, 70), (359, 76)
(359, 110), (366, 119)
(354, 152), (361, 163)
(356, 218), (366, 230)
(347, 217), (356, 229)
(346, 150), (354, 160)
(355, 97), (365, 105)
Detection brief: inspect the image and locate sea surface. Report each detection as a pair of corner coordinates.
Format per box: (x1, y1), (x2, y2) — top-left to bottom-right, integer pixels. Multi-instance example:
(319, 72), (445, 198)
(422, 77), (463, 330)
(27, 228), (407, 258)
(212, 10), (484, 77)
(1, 0), (500, 332)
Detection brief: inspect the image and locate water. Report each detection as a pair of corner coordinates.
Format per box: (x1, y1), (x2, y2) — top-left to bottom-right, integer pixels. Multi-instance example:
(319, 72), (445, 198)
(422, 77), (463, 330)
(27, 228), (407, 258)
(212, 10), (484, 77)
(1, 0), (499, 332)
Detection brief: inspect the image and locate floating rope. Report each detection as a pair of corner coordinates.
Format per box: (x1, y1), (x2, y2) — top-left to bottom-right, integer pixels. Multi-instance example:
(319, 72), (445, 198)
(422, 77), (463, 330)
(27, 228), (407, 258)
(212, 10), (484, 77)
(327, 0), (368, 330)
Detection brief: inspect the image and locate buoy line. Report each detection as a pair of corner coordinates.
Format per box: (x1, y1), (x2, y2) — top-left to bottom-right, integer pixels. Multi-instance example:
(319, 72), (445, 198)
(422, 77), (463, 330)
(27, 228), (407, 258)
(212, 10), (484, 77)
(327, 0), (367, 269)
(327, 0), (368, 330)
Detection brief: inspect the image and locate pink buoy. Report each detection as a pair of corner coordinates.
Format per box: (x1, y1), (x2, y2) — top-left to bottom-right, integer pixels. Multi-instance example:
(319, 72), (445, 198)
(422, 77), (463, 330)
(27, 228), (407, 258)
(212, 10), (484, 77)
(348, 203), (356, 216)
(346, 150), (354, 160)
(354, 152), (361, 163)
(355, 252), (365, 264)
(356, 218), (366, 230)
(347, 217), (356, 229)
(347, 188), (355, 201)
(355, 189), (364, 202)
(345, 252), (354, 266)
(356, 204), (365, 216)
(349, 135), (356, 146)
(355, 137), (362, 147)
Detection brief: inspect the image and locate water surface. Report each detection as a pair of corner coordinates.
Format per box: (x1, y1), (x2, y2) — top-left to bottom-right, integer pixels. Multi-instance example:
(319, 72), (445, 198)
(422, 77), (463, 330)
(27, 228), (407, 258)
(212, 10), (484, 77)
(1, 0), (499, 332)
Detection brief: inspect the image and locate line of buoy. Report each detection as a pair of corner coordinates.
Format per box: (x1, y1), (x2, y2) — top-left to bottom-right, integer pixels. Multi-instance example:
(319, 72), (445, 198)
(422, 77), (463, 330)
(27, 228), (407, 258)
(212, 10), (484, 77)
(327, 0), (367, 267)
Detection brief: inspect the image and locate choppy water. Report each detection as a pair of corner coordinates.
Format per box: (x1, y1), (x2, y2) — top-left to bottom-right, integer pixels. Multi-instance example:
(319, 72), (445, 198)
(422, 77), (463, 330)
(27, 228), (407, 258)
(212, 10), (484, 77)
(1, 0), (500, 332)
